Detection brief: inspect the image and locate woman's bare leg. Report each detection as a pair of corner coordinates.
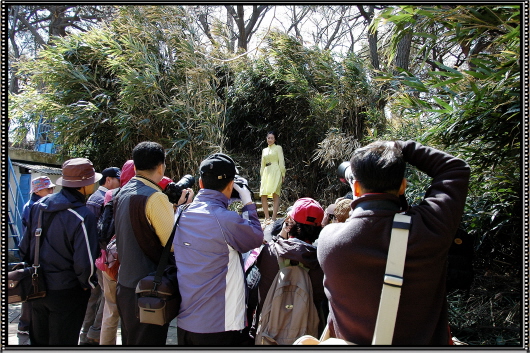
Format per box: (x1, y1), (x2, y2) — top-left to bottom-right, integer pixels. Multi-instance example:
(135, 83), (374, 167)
(272, 193), (280, 221)
(261, 195), (270, 220)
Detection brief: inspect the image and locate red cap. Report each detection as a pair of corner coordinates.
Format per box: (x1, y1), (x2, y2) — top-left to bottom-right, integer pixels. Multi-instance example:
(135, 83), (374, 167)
(158, 176), (173, 190)
(288, 198), (324, 226)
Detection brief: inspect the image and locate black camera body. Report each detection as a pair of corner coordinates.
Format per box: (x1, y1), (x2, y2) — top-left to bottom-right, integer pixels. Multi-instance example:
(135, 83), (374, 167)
(230, 175), (252, 199)
(164, 174), (195, 204)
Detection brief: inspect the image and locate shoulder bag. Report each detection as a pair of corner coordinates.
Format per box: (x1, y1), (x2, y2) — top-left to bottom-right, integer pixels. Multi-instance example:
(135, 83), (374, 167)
(135, 204), (188, 326)
(8, 210), (55, 304)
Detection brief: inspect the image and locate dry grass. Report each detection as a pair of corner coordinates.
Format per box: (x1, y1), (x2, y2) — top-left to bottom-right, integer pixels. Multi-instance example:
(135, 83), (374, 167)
(448, 268), (522, 346)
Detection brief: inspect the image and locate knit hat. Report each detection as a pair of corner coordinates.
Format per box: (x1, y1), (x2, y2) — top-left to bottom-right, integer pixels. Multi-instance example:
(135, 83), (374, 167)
(56, 158), (102, 188)
(288, 197), (324, 226)
(334, 198), (353, 223)
(199, 153), (238, 180)
(31, 176), (56, 194)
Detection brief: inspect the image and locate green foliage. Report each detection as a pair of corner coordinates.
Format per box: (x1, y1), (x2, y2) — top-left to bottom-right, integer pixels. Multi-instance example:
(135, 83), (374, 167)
(10, 6), (225, 179)
(375, 5), (521, 273)
(223, 31), (384, 204)
(7, 5), (522, 344)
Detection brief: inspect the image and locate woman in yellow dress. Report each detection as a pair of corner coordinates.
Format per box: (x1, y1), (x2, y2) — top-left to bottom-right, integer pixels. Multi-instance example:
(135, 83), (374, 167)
(260, 131), (286, 221)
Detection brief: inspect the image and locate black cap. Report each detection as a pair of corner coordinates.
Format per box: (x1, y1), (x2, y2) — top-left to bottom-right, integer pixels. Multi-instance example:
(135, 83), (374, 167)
(199, 153), (238, 180)
(101, 167), (121, 179)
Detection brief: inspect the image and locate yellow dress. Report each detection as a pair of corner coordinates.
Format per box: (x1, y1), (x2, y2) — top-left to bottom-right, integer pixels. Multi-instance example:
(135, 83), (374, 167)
(259, 144), (286, 198)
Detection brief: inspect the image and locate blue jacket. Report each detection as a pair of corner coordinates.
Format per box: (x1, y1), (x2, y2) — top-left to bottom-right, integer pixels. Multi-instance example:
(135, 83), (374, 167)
(19, 187), (99, 290)
(174, 188), (264, 333)
(86, 186), (107, 220)
(21, 192), (42, 234)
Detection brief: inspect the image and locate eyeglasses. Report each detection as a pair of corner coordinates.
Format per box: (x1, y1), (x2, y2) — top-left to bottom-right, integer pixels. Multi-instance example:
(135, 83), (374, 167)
(328, 214), (335, 220)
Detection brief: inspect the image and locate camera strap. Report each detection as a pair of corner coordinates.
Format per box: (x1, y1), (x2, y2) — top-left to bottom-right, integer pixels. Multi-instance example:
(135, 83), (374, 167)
(152, 204), (189, 288)
(372, 213), (411, 345)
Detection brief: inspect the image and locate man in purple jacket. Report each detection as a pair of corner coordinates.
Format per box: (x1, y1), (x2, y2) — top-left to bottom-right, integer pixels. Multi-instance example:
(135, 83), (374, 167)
(173, 153), (264, 346)
(317, 140), (470, 345)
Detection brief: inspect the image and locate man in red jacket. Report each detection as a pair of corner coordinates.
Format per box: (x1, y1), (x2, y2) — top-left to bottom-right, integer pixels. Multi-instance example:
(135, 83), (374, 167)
(317, 140), (470, 345)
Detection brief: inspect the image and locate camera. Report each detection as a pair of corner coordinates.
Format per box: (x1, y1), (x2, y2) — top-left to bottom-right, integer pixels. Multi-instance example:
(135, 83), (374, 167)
(230, 175), (252, 199)
(163, 174), (195, 204)
(337, 161), (354, 185)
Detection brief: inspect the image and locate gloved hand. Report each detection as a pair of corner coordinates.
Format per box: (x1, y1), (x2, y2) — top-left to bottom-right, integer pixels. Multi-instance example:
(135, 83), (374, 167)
(233, 177), (253, 205)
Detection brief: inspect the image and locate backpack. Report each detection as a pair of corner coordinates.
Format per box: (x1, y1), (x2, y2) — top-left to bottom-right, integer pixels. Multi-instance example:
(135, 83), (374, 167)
(254, 257), (319, 345)
(97, 188), (120, 249)
(96, 188), (121, 281)
(447, 226), (474, 292)
(104, 235), (119, 281)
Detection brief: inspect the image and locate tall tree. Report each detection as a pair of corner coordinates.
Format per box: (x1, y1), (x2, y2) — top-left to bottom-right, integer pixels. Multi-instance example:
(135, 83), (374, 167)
(224, 5), (270, 52)
(187, 5), (270, 53)
(8, 5), (114, 94)
(282, 5), (313, 42)
(9, 6), (225, 177)
(308, 6), (363, 52)
(377, 5), (521, 272)
(358, 5), (380, 70)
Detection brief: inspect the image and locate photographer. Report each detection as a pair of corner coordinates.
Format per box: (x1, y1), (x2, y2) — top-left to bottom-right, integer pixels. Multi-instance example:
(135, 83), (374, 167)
(173, 153), (264, 346)
(159, 175), (196, 210)
(317, 140), (470, 345)
(113, 141), (193, 345)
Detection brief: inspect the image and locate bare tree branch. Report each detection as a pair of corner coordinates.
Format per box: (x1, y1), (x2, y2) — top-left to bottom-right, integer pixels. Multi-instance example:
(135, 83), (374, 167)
(16, 12), (47, 46)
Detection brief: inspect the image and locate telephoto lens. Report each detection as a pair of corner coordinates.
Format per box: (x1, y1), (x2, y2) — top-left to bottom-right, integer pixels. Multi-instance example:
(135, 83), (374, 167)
(337, 161), (354, 185)
(164, 175), (195, 204)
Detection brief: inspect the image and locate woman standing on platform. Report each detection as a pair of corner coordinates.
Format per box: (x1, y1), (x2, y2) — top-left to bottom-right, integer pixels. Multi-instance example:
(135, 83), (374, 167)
(259, 131), (285, 222)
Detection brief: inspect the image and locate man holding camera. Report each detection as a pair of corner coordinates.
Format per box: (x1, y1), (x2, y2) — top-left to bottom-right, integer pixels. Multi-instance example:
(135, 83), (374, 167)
(317, 140), (470, 345)
(173, 153), (264, 346)
(114, 141), (193, 345)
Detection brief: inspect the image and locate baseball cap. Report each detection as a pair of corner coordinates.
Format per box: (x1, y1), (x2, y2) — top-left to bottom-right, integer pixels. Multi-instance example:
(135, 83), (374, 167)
(199, 153), (238, 180)
(56, 158), (102, 188)
(325, 203), (336, 216)
(101, 167), (121, 179)
(31, 176), (56, 194)
(288, 197), (324, 226)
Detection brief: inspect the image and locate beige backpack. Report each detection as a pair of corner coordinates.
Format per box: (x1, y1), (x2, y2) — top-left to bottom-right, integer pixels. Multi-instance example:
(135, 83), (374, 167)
(254, 257), (319, 345)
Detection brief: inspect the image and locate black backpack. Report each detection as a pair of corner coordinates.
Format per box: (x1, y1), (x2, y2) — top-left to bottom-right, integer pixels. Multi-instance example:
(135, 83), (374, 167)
(447, 226), (475, 292)
(97, 188), (120, 249)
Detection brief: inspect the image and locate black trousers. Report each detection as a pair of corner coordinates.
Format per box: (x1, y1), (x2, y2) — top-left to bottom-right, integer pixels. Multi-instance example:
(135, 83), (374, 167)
(177, 327), (245, 346)
(116, 283), (169, 345)
(18, 301), (32, 331)
(30, 286), (91, 346)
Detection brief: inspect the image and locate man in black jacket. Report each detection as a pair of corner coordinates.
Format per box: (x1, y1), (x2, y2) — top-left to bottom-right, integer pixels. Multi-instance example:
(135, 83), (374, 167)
(20, 158), (102, 346)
